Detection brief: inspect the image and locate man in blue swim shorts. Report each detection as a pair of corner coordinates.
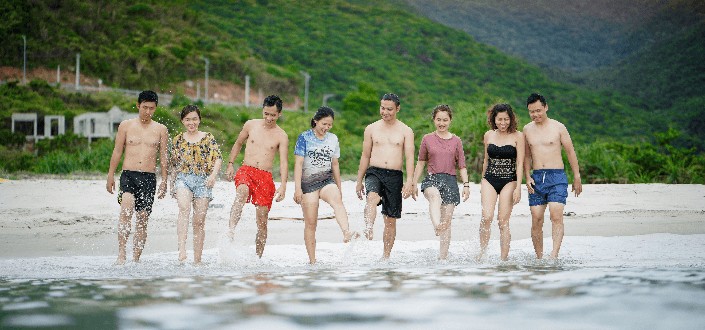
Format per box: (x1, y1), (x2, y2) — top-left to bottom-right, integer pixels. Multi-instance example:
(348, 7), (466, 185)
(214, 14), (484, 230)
(523, 93), (582, 260)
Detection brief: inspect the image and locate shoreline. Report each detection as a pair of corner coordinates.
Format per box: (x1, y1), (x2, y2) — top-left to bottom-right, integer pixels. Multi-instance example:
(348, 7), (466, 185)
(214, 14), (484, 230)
(1, 179), (704, 260)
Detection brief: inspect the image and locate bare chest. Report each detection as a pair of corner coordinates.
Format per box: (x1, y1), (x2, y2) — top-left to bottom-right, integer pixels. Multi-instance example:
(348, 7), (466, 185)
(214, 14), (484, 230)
(247, 129), (280, 152)
(126, 127), (161, 148)
(372, 131), (405, 148)
(527, 129), (560, 148)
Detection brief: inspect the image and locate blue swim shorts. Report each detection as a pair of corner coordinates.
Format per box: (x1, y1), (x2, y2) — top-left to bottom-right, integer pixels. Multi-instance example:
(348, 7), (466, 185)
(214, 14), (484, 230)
(528, 169), (568, 206)
(174, 172), (213, 200)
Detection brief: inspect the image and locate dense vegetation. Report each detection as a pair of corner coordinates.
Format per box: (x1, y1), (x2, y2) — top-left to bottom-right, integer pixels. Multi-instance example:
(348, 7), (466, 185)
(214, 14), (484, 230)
(1, 83), (703, 184)
(1, 0), (703, 182)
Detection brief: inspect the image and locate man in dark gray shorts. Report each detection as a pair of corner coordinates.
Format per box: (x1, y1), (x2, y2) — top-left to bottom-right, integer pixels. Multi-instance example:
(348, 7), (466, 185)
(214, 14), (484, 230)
(355, 93), (416, 259)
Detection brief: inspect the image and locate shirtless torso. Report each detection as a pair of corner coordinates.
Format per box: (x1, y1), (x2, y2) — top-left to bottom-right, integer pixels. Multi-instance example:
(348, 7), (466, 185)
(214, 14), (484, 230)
(238, 119), (288, 172)
(120, 119), (169, 172)
(367, 119), (413, 171)
(523, 118), (566, 170)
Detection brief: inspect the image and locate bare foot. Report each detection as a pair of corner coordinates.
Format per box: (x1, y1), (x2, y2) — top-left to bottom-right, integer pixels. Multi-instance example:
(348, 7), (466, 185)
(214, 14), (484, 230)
(178, 251), (187, 263)
(343, 230), (361, 243)
(474, 250), (486, 263)
(227, 229), (235, 241)
(114, 256), (126, 266)
(309, 259), (316, 265)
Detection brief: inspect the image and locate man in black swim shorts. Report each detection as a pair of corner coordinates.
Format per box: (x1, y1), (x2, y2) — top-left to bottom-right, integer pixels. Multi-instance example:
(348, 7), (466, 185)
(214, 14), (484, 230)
(106, 91), (169, 265)
(355, 93), (416, 259)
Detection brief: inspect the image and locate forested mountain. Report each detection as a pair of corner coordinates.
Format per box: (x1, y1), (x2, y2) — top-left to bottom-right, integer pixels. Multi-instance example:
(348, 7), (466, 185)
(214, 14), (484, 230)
(400, 0), (705, 149)
(1, 0), (669, 143)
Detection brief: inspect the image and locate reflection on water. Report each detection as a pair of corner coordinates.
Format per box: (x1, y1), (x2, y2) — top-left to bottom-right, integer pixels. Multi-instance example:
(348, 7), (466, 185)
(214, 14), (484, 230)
(2, 265), (705, 329)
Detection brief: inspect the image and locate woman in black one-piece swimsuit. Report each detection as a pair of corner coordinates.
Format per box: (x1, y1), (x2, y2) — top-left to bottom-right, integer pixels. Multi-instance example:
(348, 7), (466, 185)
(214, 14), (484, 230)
(478, 104), (525, 261)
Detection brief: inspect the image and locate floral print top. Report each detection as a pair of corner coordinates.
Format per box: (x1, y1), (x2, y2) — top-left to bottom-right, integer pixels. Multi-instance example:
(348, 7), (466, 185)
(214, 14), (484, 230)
(171, 132), (222, 176)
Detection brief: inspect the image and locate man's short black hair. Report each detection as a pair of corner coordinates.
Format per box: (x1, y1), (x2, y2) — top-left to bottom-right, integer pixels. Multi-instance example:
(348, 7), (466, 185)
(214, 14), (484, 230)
(526, 93), (546, 107)
(138, 90), (159, 105)
(263, 95), (283, 112)
(381, 93), (400, 107)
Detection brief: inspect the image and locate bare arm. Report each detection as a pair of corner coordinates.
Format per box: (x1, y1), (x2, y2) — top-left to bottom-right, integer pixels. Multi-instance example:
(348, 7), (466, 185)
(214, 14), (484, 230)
(513, 132), (525, 204)
(106, 122), (127, 194)
(225, 121), (250, 180)
(332, 157), (342, 191)
(355, 126), (373, 200)
(560, 125), (582, 197)
(157, 125), (169, 199)
(524, 129), (535, 194)
(411, 137), (427, 200)
(402, 127), (416, 199)
(293, 155), (304, 204)
(481, 132), (490, 177)
(275, 132), (289, 202)
(207, 158), (222, 188)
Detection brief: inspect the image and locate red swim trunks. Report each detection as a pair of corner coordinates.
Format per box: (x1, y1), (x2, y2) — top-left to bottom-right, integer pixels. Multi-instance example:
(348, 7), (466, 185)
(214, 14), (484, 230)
(233, 165), (276, 209)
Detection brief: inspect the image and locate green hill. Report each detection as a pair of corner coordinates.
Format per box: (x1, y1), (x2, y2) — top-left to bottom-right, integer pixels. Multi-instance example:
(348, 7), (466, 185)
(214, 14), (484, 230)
(1, 0), (703, 182)
(400, 0), (705, 150)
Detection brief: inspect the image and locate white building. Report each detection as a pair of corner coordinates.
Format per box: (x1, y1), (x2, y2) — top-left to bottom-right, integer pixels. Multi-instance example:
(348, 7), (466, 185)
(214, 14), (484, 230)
(73, 106), (136, 141)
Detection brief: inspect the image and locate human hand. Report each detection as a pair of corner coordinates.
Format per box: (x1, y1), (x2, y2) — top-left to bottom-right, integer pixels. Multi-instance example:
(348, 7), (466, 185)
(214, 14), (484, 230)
(356, 181), (365, 200)
(206, 175), (216, 188)
(572, 176), (582, 197)
(293, 188), (303, 204)
(275, 185), (286, 202)
(157, 181), (167, 199)
(402, 183), (411, 199)
(225, 163), (234, 181)
(106, 176), (115, 194)
(512, 187), (521, 205)
(462, 186), (470, 202)
(526, 177), (535, 194)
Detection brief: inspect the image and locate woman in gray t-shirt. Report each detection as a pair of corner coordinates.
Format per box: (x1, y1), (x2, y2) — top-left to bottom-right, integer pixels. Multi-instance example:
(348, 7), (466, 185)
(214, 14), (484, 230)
(293, 106), (359, 264)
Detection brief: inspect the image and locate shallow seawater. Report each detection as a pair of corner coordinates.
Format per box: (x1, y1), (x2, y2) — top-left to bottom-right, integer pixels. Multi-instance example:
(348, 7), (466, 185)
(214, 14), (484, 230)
(2, 237), (705, 329)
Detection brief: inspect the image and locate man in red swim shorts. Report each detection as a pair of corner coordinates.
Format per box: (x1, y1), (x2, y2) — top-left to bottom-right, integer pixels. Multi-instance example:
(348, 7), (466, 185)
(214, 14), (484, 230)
(225, 95), (289, 258)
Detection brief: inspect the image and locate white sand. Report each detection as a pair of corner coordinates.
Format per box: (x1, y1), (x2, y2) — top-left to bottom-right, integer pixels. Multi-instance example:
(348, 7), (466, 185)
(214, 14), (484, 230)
(1, 179), (703, 261)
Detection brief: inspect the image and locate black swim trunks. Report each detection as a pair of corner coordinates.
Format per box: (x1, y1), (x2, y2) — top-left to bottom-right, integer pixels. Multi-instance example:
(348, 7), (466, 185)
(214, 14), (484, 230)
(421, 173), (460, 205)
(118, 170), (157, 214)
(364, 166), (403, 219)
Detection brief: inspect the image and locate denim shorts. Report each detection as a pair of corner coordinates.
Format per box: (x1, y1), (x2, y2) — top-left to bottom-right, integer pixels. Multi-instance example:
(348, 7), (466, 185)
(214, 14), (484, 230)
(528, 169), (568, 206)
(174, 173), (213, 200)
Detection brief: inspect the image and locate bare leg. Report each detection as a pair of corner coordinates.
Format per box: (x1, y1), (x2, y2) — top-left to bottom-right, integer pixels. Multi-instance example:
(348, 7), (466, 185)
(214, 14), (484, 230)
(548, 202), (565, 259)
(133, 210), (149, 262)
(423, 187), (443, 235)
(175, 188), (193, 262)
(301, 191), (321, 264)
(255, 205), (269, 258)
(478, 179), (498, 260)
(496, 182), (516, 261)
(228, 184), (249, 239)
(192, 197), (209, 265)
(382, 216), (397, 259)
(116, 193), (135, 265)
(438, 204), (455, 260)
(364, 192), (381, 240)
(319, 185), (358, 242)
(530, 204), (548, 259)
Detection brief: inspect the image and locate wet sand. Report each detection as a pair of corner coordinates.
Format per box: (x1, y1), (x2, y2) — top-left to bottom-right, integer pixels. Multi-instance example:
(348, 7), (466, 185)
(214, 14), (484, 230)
(1, 179), (704, 259)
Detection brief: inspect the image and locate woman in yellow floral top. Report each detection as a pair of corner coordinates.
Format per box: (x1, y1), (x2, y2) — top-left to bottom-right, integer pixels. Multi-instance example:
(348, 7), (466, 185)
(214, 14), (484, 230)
(170, 105), (222, 264)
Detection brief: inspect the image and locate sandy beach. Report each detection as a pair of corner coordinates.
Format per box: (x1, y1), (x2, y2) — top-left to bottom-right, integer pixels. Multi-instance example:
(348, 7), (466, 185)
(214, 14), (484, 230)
(1, 179), (703, 260)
